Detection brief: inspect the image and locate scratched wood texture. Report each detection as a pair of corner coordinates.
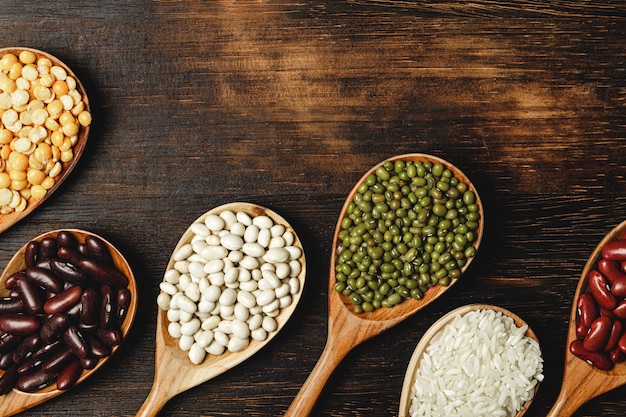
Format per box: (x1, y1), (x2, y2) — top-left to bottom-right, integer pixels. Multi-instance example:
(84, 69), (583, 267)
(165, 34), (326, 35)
(0, 1), (625, 416)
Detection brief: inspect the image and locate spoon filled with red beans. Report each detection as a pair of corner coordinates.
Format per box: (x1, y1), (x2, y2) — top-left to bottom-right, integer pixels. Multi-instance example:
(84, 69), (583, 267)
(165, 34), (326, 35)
(0, 229), (136, 416)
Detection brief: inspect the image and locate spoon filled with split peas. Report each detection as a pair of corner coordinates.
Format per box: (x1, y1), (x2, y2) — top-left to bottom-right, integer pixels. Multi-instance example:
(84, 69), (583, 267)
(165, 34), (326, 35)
(284, 153), (484, 416)
(548, 219), (626, 416)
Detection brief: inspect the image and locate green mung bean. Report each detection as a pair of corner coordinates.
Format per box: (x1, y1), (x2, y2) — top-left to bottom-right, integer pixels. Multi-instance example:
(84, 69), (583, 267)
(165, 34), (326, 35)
(335, 158), (480, 313)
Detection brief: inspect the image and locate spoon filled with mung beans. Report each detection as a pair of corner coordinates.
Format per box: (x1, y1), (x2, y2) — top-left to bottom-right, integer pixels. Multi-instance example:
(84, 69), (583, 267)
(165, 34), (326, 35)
(284, 153), (484, 417)
(136, 202), (306, 417)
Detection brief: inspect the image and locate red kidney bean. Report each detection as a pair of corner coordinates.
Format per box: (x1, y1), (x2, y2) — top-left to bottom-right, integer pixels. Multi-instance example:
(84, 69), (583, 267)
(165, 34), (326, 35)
(63, 326), (88, 359)
(56, 359), (82, 390)
(618, 331), (626, 354)
(77, 242), (89, 258)
(611, 278), (626, 297)
(100, 285), (116, 329)
(602, 239), (626, 261)
(97, 328), (121, 347)
(87, 333), (111, 358)
(570, 339), (613, 370)
(576, 318), (589, 338)
(38, 237), (57, 260)
(41, 313), (69, 343)
(0, 332), (22, 353)
(24, 241), (39, 269)
(16, 369), (57, 392)
(85, 235), (114, 266)
(56, 231), (77, 251)
(0, 314), (40, 336)
(614, 300), (626, 319)
(80, 288), (100, 327)
(49, 258), (87, 286)
(577, 292), (599, 329)
(0, 365), (18, 395)
(56, 246), (82, 265)
(589, 270), (617, 310)
(43, 286), (82, 315)
(80, 355), (98, 370)
(610, 347), (625, 363)
(0, 352), (13, 370)
(116, 288), (131, 326)
(16, 276), (43, 314)
(12, 333), (42, 364)
(601, 307), (618, 319)
(598, 258), (626, 284)
(31, 339), (63, 361)
(604, 320), (623, 351)
(25, 267), (63, 293)
(4, 271), (24, 290)
(78, 258), (128, 288)
(583, 316), (613, 352)
(0, 297), (24, 314)
(41, 345), (73, 374)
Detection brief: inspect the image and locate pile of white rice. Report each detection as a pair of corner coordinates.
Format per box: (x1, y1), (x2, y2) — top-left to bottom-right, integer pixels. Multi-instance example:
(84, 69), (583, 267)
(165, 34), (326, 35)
(409, 309), (544, 417)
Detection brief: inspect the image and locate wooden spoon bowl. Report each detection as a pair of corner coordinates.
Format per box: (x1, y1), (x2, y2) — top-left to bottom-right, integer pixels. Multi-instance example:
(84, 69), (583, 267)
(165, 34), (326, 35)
(136, 202), (307, 417)
(0, 229), (137, 416)
(398, 304), (541, 417)
(284, 153), (484, 416)
(547, 219), (626, 417)
(0, 47), (91, 234)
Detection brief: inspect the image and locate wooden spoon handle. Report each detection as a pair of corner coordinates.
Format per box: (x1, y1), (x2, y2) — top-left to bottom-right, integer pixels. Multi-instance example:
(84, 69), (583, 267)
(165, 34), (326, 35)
(136, 382), (171, 417)
(284, 338), (350, 417)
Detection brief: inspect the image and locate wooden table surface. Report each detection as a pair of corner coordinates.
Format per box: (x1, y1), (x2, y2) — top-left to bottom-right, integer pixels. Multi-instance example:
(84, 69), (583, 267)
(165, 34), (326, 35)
(1, 1), (626, 416)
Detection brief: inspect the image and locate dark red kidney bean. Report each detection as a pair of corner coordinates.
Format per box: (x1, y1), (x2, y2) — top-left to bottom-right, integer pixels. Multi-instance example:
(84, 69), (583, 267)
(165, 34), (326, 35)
(85, 235), (114, 266)
(80, 288), (100, 326)
(601, 307), (618, 319)
(577, 293), (599, 329)
(614, 300), (626, 319)
(32, 339), (63, 361)
(618, 331), (626, 354)
(0, 352), (13, 370)
(570, 339), (613, 370)
(598, 258), (626, 284)
(589, 270), (617, 310)
(100, 285), (116, 329)
(576, 318), (589, 338)
(583, 316), (613, 352)
(0, 332), (22, 353)
(0, 364), (18, 395)
(38, 237), (57, 260)
(87, 333), (111, 358)
(97, 328), (121, 347)
(63, 326), (88, 359)
(25, 241), (39, 269)
(80, 355), (98, 370)
(41, 345), (73, 374)
(56, 231), (77, 250)
(49, 258), (87, 286)
(25, 267), (63, 293)
(16, 276), (44, 314)
(4, 271), (24, 290)
(611, 278), (626, 297)
(0, 296), (24, 314)
(35, 259), (52, 271)
(0, 314), (40, 335)
(78, 258), (128, 288)
(41, 313), (69, 343)
(17, 352), (44, 375)
(16, 369), (57, 392)
(604, 320), (623, 351)
(77, 242), (89, 258)
(602, 239), (626, 261)
(116, 288), (131, 326)
(12, 333), (42, 364)
(56, 359), (82, 390)
(43, 286), (82, 315)
(56, 246), (82, 265)
(611, 347), (626, 363)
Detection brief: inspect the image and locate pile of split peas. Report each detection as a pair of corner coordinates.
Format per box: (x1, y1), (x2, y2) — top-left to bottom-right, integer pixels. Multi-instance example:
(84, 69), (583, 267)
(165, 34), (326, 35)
(0, 49), (92, 214)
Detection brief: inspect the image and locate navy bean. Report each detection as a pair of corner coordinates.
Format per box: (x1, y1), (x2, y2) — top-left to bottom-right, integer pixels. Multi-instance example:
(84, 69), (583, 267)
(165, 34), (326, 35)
(41, 313), (69, 343)
(16, 277), (44, 314)
(78, 259), (128, 288)
(50, 258), (87, 286)
(25, 267), (63, 293)
(24, 241), (39, 269)
(38, 237), (57, 260)
(16, 369), (57, 392)
(116, 288), (131, 326)
(85, 235), (114, 266)
(56, 231), (77, 250)
(12, 333), (42, 364)
(56, 359), (82, 390)
(100, 285), (116, 329)
(63, 326), (88, 359)
(80, 288), (100, 326)
(0, 314), (40, 335)
(43, 286), (82, 315)
(0, 297), (24, 314)
(0, 365), (18, 395)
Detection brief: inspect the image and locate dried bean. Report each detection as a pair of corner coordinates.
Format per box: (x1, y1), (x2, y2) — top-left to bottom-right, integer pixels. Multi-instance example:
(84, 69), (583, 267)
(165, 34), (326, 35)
(41, 313), (69, 343)
(0, 297), (24, 314)
(50, 258), (86, 285)
(63, 326), (88, 359)
(602, 240), (626, 261)
(16, 369), (57, 392)
(25, 267), (63, 293)
(24, 241), (39, 269)
(85, 235), (114, 265)
(0, 365), (18, 395)
(0, 314), (40, 335)
(56, 359), (82, 390)
(570, 339), (612, 370)
(43, 286), (82, 315)
(589, 270), (616, 310)
(78, 259), (128, 288)
(80, 288), (100, 326)
(16, 277), (43, 314)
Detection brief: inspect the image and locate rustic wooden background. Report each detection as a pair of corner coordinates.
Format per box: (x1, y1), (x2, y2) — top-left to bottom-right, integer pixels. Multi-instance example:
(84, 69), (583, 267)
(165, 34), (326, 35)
(1, 1), (626, 416)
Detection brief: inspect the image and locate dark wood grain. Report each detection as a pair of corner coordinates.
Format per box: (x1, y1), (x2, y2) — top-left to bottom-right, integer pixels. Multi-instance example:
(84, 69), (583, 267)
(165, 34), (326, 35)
(0, 1), (625, 416)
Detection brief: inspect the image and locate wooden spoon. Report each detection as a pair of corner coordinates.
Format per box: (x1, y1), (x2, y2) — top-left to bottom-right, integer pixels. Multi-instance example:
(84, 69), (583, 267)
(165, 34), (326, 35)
(398, 304), (541, 417)
(136, 202), (307, 417)
(0, 47), (91, 234)
(547, 219), (626, 417)
(284, 153), (484, 416)
(0, 229), (137, 416)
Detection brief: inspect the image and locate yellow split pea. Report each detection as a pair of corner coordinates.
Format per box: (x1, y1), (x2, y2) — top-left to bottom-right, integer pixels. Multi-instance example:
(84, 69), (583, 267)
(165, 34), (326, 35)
(0, 50), (91, 214)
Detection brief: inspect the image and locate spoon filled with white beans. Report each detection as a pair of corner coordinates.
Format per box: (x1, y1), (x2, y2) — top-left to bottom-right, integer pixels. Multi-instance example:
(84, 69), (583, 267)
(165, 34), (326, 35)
(136, 202), (306, 417)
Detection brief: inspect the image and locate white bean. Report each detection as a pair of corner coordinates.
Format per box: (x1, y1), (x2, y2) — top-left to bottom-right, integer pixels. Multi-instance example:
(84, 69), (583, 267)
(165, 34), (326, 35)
(173, 243), (193, 261)
(257, 228), (271, 248)
(275, 283), (291, 299)
(156, 293), (171, 310)
(228, 337), (249, 353)
(232, 319), (250, 339)
(204, 259), (225, 275)
(159, 282), (177, 296)
(179, 335), (194, 351)
(262, 316), (277, 332)
(168, 322), (182, 339)
(279, 294), (292, 308)
(236, 211), (253, 226)
(289, 260), (302, 277)
(200, 245), (228, 261)
(256, 289), (276, 307)
(177, 294), (197, 315)
(195, 329), (214, 347)
(167, 308), (180, 323)
(289, 277), (301, 295)
(243, 224), (260, 243)
(251, 327), (268, 341)
(208, 272), (225, 286)
(230, 222), (246, 237)
(218, 320), (233, 334)
(218, 210), (237, 229)
(242, 242), (265, 258)
(206, 340), (226, 355)
(202, 315), (221, 330)
(283, 231), (295, 246)
(188, 343), (206, 364)
(173, 260), (190, 274)
(220, 233), (243, 251)
(189, 222), (210, 237)
(247, 314), (263, 331)
(252, 215), (273, 229)
(164, 269), (180, 284)
(275, 263), (290, 279)
(285, 246), (302, 260)
(181, 318), (201, 336)
(227, 250), (244, 263)
(270, 224), (285, 237)
(261, 270), (281, 289)
(239, 255), (259, 270)
(219, 288), (237, 306)
(184, 282), (201, 302)
(264, 247), (290, 263)
(269, 236), (286, 248)
(214, 330), (229, 347)
(262, 299), (280, 314)
(234, 303), (250, 321)
(239, 280), (258, 293)
(204, 214), (225, 231)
